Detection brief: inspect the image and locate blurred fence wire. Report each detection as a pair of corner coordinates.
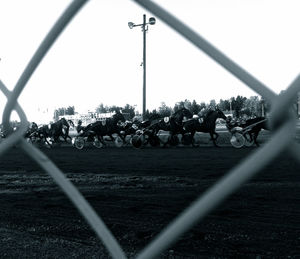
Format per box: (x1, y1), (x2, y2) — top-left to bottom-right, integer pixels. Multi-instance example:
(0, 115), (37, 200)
(0, 0), (299, 258)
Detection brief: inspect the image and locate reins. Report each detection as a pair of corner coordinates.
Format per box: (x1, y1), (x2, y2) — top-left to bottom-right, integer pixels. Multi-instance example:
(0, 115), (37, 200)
(241, 119), (267, 133)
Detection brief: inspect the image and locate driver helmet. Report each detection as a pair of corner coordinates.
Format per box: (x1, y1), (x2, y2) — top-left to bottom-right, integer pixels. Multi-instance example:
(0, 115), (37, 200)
(78, 120), (82, 125)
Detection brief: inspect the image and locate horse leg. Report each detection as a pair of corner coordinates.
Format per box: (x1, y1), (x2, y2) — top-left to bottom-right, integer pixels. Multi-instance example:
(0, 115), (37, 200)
(43, 136), (52, 148)
(64, 128), (72, 143)
(214, 132), (219, 140)
(245, 132), (253, 143)
(118, 132), (126, 144)
(96, 135), (106, 146)
(253, 131), (260, 147)
(62, 135), (72, 144)
(108, 134), (114, 142)
(178, 130), (186, 146)
(209, 131), (218, 141)
(162, 136), (169, 148)
(65, 128), (72, 143)
(66, 135), (72, 142)
(61, 134), (68, 143)
(114, 133), (125, 147)
(210, 131), (220, 147)
(52, 134), (59, 143)
(169, 133), (179, 147)
(191, 131), (198, 147)
(161, 132), (171, 148)
(100, 135), (107, 145)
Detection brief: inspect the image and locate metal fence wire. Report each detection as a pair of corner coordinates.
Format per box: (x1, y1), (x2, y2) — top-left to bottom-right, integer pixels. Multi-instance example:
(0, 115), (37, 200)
(1, 0), (300, 258)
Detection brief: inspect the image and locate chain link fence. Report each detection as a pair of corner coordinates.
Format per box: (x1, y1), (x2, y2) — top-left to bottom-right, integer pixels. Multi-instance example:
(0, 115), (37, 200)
(1, 0), (299, 258)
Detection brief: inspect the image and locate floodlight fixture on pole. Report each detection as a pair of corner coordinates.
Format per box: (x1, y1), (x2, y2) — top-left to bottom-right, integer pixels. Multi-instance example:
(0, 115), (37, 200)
(128, 22), (135, 29)
(128, 14), (156, 120)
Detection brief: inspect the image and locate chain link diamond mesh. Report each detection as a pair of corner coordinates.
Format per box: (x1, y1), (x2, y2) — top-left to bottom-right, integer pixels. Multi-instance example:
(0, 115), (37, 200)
(0, 1), (299, 258)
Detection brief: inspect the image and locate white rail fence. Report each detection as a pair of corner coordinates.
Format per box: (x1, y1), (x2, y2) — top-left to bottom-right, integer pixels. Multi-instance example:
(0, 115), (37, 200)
(0, 1), (299, 258)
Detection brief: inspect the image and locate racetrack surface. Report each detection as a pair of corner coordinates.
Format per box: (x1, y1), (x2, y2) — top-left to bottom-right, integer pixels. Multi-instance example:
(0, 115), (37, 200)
(0, 142), (299, 257)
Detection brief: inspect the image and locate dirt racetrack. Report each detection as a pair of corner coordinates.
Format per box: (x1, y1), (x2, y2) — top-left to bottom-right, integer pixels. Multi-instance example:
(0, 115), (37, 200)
(0, 140), (299, 258)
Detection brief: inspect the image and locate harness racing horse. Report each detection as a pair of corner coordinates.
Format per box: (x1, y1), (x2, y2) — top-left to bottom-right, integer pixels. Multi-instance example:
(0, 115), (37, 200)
(118, 121), (139, 145)
(38, 118), (74, 147)
(240, 117), (269, 146)
(24, 122), (39, 143)
(130, 113), (162, 148)
(133, 108), (193, 147)
(183, 108), (227, 147)
(79, 111), (126, 147)
(157, 108), (193, 146)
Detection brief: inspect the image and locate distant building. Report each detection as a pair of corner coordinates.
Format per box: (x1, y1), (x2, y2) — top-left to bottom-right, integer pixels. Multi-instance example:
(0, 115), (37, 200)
(59, 111), (116, 126)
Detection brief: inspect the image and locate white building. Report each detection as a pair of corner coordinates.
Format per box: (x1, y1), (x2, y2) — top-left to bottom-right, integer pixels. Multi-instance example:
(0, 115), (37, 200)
(59, 111), (116, 126)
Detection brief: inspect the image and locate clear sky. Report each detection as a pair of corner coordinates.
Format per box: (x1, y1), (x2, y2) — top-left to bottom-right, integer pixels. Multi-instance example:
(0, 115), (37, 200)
(1, 0), (300, 123)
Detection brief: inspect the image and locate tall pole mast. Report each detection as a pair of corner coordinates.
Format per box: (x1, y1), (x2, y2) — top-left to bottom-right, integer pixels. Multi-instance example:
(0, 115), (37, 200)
(128, 15), (156, 120)
(142, 14), (146, 120)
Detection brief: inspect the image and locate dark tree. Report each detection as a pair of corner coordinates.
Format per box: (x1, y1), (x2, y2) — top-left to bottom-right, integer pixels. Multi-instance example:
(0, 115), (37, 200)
(143, 109), (160, 120)
(158, 102), (172, 117)
(209, 99), (216, 108)
(66, 106), (75, 115)
(107, 105), (122, 113)
(173, 101), (187, 112)
(199, 102), (206, 110)
(96, 103), (108, 114)
(122, 104), (136, 120)
(232, 96), (247, 117)
(218, 99), (230, 111)
(190, 100), (201, 115)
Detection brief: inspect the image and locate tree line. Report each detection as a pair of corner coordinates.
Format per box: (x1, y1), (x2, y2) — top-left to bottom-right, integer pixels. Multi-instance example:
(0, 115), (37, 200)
(144, 96), (269, 119)
(53, 106), (75, 121)
(53, 95), (269, 121)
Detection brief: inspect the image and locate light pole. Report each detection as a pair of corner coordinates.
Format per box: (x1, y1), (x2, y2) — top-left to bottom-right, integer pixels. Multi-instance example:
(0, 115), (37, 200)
(128, 14), (156, 120)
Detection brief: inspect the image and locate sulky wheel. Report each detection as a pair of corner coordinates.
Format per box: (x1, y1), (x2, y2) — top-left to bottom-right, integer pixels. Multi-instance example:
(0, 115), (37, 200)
(131, 134), (144, 148)
(93, 137), (104, 148)
(230, 132), (245, 148)
(114, 136), (123, 148)
(73, 137), (85, 150)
